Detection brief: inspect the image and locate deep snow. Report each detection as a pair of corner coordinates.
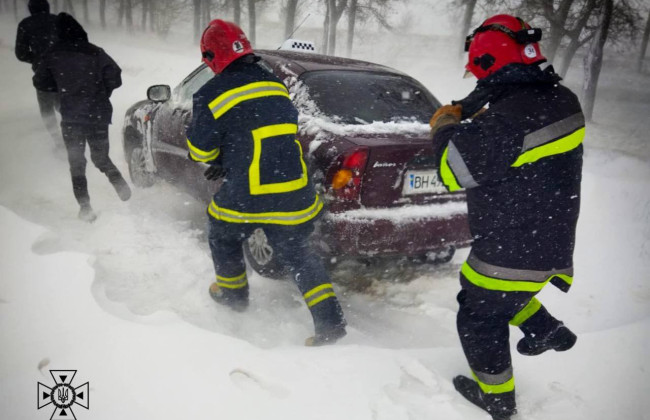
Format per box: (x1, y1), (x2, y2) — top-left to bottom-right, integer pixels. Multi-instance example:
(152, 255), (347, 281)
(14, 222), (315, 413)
(1, 7), (650, 420)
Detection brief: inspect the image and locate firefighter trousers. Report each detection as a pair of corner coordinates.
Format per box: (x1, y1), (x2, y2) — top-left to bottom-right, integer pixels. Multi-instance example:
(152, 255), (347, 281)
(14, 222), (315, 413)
(207, 218), (346, 333)
(456, 272), (563, 392)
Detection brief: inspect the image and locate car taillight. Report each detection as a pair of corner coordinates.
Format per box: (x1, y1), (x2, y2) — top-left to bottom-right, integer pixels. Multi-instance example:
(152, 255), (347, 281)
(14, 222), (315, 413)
(329, 147), (369, 201)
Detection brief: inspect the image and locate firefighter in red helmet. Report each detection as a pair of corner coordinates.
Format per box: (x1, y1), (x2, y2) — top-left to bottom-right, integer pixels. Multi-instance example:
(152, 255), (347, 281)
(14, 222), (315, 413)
(186, 20), (347, 345)
(430, 14), (584, 419)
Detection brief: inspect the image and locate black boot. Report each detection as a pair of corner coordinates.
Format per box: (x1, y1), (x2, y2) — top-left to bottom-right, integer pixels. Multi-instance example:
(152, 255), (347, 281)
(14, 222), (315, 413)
(305, 298), (347, 346)
(517, 323), (577, 356)
(78, 202), (97, 223)
(110, 173), (132, 201)
(453, 375), (516, 420)
(208, 283), (249, 312)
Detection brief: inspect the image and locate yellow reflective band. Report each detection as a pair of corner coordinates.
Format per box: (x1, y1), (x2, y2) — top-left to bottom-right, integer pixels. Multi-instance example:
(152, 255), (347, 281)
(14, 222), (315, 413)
(303, 283), (336, 308)
(249, 123), (308, 195)
(187, 139), (220, 162)
(472, 372), (515, 394)
(216, 272), (247, 289)
(207, 195), (323, 225)
(462, 262), (550, 292)
(304, 283), (334, 299)
(217, 272), (246, 282)
(307, 293), (336, 307)
(510, 297), (542, 326)
(209, 81), (290, 120)
(511, 127), (585, 167)
(440, 146), (462, 192)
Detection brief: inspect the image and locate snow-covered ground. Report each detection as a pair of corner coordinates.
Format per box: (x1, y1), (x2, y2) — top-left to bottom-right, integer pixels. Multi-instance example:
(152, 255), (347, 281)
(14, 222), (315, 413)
(1, 9), (650, 420)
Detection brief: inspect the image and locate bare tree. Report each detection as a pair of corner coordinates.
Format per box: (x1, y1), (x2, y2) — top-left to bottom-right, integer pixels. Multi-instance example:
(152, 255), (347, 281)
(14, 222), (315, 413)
(62, 0), (75, 15)
(125, 0), (134, 32)
(583, 0), (614, 121)
(248, 0), (256, 45)
(284, 0), (300, 38)
(52, 0), (59, 13)
(201, 0), (212, 29)
(639, 8), (650, 72)
(324, 0), (348, 55)
(99, 0), (106, 28)
(459, 0), (478, 58)
(194, 0), (202, 40)
(555, 0), (599, 77)
(233, 0), (241, 25)
(345, 0), (396, 57)
(82, 0), (88, 23)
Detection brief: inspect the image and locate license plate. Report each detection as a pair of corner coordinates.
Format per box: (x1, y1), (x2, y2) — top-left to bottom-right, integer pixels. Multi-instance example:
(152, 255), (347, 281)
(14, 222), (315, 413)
(402, 170), (447, 195)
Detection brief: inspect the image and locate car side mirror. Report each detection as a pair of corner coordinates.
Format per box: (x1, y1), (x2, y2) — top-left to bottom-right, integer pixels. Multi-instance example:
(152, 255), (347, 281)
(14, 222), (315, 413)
(147, 85), (171, 102)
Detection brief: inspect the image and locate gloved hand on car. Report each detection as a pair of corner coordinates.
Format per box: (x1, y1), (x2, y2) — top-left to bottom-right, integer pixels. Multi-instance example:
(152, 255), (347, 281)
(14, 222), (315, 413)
(204, 159), (225, 181)
(429, 104), (462, 139)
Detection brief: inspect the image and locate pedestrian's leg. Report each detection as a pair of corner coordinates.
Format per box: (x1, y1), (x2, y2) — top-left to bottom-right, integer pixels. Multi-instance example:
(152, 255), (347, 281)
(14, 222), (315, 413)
(455, 276), (522, 418)
(510, 297), (577, 356)
(266, 223), (346, 345)
(207, 218), (249, 311)
(61, 123), (95, 221)
(87, 125), (131, 201)
(35, 90), (63, 149)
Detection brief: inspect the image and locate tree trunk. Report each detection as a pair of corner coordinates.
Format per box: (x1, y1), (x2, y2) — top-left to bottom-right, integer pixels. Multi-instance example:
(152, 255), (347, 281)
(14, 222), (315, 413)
(346, 0), (357, 57)
(125, 0), (133, 32)
(99, 0), (106, 28)
(12, 0), (17, 21)
(142, 0), (148, 30)
(582, 0), (613, 122)
(558, 38), (582, 78)
(544, 0), (575, 63)
(193, 0), (201, 41)
(233, 0), (241, 25)
(82, 0), (88, 23)
(52, 0), (59, 13)
(284, 0), (299, 39)
(118, 0), (124, 27)
(149, 0), (155, 32)
(638, 9), (650, 73)
(459, 0), (477, 59)
(322, 0), (330, 54)
(202, 0), (212, 30)
(248, 0), (256, 45)
(327, 0), (347, 56)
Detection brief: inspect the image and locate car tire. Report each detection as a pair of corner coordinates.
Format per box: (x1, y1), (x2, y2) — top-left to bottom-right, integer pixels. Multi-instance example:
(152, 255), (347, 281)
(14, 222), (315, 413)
(128, 145), (156, 188)
(243, 228), (289, 280)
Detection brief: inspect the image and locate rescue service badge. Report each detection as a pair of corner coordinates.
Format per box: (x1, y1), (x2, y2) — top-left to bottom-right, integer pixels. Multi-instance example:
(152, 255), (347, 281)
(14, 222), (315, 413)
(233, 40), (244, 53)
(38, 370), (89, 419)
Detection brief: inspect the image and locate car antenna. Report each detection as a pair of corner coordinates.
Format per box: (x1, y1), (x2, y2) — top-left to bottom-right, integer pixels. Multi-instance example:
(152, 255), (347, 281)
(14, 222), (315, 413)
(278, 13), (311, 49)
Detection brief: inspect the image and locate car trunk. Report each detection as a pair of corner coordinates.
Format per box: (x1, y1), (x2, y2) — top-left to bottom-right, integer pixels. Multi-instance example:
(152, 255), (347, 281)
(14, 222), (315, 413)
(342, 133), (459, 209)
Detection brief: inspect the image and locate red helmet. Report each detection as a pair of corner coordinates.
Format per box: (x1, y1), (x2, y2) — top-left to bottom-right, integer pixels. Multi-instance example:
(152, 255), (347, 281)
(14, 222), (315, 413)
(200, 19), (253, 74)
(465, 14), (546, 79)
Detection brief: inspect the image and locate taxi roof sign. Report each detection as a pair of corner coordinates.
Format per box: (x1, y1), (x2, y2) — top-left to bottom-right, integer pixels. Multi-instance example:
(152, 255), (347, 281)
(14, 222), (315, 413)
(280, 39), (317, 54)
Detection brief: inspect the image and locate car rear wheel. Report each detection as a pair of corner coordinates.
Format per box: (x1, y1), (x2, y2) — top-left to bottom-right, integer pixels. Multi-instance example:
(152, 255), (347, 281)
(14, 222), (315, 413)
(243, 228), (288, 280)
(128, 145), (156, 188)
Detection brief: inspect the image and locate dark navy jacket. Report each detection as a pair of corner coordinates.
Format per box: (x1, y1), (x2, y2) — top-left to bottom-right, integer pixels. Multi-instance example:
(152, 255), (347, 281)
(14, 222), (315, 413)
(434, 64), (583, 292)
(186, 58), (322, 225)
(15, 0), (57, 72)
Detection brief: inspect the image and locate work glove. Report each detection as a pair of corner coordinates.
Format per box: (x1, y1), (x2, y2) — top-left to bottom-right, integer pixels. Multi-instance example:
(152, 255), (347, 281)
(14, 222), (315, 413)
(429, 104), (462, 139)
(204, 161), (225, 181)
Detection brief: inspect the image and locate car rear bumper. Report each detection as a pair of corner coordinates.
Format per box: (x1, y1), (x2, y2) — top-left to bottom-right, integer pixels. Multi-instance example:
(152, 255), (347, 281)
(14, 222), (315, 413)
(315, 201), (471, 258)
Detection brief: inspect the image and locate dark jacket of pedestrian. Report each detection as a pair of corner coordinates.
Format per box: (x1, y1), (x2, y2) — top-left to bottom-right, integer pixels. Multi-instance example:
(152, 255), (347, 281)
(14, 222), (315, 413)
(33, 13), (122, 125)
(15, 0), (58, 72)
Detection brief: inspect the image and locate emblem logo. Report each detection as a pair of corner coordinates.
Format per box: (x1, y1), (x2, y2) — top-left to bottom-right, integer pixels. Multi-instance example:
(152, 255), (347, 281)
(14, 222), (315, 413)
(38, 370), (89, 419)
(233, 40), (244, 53)
(524, 44), (537, 59)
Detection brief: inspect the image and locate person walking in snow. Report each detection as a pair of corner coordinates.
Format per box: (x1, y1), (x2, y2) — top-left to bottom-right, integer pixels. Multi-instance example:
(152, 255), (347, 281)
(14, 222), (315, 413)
(15, 0), (63, 150)
(33, 13), (131, 222)
(186, 19), (346, 346)
(429, 14), (584, 420)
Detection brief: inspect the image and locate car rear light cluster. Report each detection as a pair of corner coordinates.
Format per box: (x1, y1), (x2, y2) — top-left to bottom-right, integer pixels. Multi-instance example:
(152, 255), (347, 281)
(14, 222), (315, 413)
(329, 147), (369, 201)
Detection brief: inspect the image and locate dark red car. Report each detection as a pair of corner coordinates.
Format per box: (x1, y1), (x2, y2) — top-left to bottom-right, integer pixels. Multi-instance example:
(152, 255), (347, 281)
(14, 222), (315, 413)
(122, 49), (470, 277)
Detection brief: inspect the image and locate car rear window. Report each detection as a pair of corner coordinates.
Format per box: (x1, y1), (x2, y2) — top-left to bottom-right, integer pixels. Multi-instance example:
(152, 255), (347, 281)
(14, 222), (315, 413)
(299, 70), (438, 125)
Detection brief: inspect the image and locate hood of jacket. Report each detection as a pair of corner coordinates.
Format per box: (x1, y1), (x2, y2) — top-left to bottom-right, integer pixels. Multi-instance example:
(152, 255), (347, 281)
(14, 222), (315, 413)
(28, 0), (50, 15)
(56, 12), (88, 43)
